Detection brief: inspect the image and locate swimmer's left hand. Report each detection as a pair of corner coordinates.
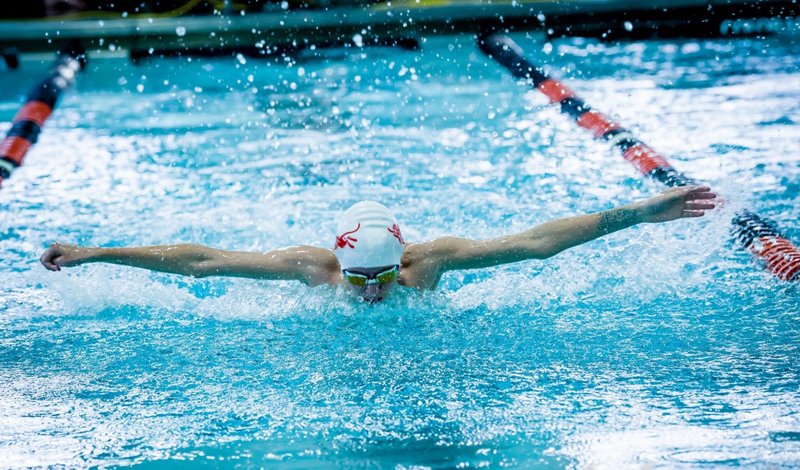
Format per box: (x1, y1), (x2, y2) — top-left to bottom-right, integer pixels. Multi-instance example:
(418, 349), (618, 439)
(40, 243), (90, 271)
(637, 186), (717, 223)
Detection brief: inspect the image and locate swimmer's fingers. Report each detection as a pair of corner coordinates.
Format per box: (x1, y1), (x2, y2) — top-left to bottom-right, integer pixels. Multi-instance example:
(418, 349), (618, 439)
(685, 186), (717, 201)
(40, 243), (63, 271)
(40, 243), (84, 271)
(662, 186), (716, 202)
(682, 210), (707, 218)
(685, 202), (716, 211)
(683, 187), (716, 218)
(679, 196), (716, 218)
(642, 186), (717, 223)
(690, 191), (717, 199)
(667, 187), (716, 220)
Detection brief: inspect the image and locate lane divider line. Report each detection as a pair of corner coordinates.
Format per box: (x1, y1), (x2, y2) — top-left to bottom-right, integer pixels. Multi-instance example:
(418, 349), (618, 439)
(0, 43), (85, 187)
(479, 33), (800, 281)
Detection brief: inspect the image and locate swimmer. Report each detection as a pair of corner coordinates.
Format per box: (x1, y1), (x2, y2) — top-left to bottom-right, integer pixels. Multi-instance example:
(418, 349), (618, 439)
(41, 186), (716, 303)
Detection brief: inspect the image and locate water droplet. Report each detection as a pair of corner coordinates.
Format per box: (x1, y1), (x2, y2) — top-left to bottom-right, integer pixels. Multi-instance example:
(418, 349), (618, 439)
(176, 26), (186, 37)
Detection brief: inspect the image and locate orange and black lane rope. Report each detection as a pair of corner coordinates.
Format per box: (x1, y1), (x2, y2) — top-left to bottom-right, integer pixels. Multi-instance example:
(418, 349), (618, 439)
(479, 33), (800, 281)
(732, 212), (800, 282)
(0, 44), (85, 187)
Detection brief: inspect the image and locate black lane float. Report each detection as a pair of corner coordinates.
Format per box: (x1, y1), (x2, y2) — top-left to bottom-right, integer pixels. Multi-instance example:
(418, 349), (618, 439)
(479, 33), (800, 282)
(0, 45), (85, 188)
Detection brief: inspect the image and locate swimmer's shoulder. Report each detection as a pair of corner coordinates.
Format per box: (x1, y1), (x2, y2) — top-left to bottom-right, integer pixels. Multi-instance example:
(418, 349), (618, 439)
(399, 241), (451, 290)
(402, 237), (464, 263)
(289, 245), (340, 286)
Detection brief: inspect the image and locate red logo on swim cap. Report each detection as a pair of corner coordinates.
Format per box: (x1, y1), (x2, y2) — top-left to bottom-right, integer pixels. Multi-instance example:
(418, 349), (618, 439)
(335, 223), (360, 249)
(388, 223), (404, 245)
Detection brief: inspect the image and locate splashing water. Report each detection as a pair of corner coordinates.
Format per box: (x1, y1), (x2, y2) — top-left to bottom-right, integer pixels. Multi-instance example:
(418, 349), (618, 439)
(0, 34), (799, 468)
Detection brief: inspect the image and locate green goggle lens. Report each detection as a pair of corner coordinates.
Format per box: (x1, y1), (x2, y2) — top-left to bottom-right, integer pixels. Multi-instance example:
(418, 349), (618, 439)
(344, 273), (369, 287)
(376, 269), (398, 284)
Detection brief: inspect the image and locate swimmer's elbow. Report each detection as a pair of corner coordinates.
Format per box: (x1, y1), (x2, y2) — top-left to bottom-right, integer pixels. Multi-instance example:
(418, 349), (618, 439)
(173, 245), (220, 278)
(185, 259), (225, 278)
(521, 237), (561, 260)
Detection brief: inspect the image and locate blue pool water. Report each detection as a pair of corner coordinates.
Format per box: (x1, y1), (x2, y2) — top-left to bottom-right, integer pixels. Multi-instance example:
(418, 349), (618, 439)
(1, 33), (799, 468)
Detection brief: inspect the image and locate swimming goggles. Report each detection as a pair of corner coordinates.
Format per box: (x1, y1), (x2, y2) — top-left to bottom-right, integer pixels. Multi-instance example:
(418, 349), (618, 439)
(342, 265), (399, 287)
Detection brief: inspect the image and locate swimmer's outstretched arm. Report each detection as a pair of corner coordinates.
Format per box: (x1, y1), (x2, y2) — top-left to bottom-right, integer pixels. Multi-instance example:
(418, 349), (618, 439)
(421, 186), (716, 273)
(40, 244), (339, 286)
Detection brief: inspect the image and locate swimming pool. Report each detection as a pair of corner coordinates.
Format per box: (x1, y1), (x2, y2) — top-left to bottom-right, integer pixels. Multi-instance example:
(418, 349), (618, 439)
(1, 33), (799, 468)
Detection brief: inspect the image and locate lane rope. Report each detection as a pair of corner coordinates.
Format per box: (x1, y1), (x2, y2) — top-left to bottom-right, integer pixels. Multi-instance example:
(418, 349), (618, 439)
(479, 33), (800, 281)
(0, 43), (85, 189)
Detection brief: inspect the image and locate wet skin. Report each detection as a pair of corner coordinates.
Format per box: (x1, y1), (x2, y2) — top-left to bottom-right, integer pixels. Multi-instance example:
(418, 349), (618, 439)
(39, 187), (718, 305)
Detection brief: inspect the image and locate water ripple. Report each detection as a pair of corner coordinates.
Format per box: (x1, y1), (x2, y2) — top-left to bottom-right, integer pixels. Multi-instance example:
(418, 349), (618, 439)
(0, 34), (798, 468)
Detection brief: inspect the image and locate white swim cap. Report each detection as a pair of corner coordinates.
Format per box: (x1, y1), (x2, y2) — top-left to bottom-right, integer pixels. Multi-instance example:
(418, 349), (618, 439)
(334, 201), (405, 270)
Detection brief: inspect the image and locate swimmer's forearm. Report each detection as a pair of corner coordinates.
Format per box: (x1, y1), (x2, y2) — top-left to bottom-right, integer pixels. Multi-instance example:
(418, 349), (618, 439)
(78, 244), (217, 277)
(526, 204), (644, 257)
(598, 205), (644, 235)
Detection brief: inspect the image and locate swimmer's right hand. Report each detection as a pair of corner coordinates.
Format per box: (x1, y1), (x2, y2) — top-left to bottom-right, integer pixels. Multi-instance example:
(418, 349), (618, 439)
(40, 243), (91, 271)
